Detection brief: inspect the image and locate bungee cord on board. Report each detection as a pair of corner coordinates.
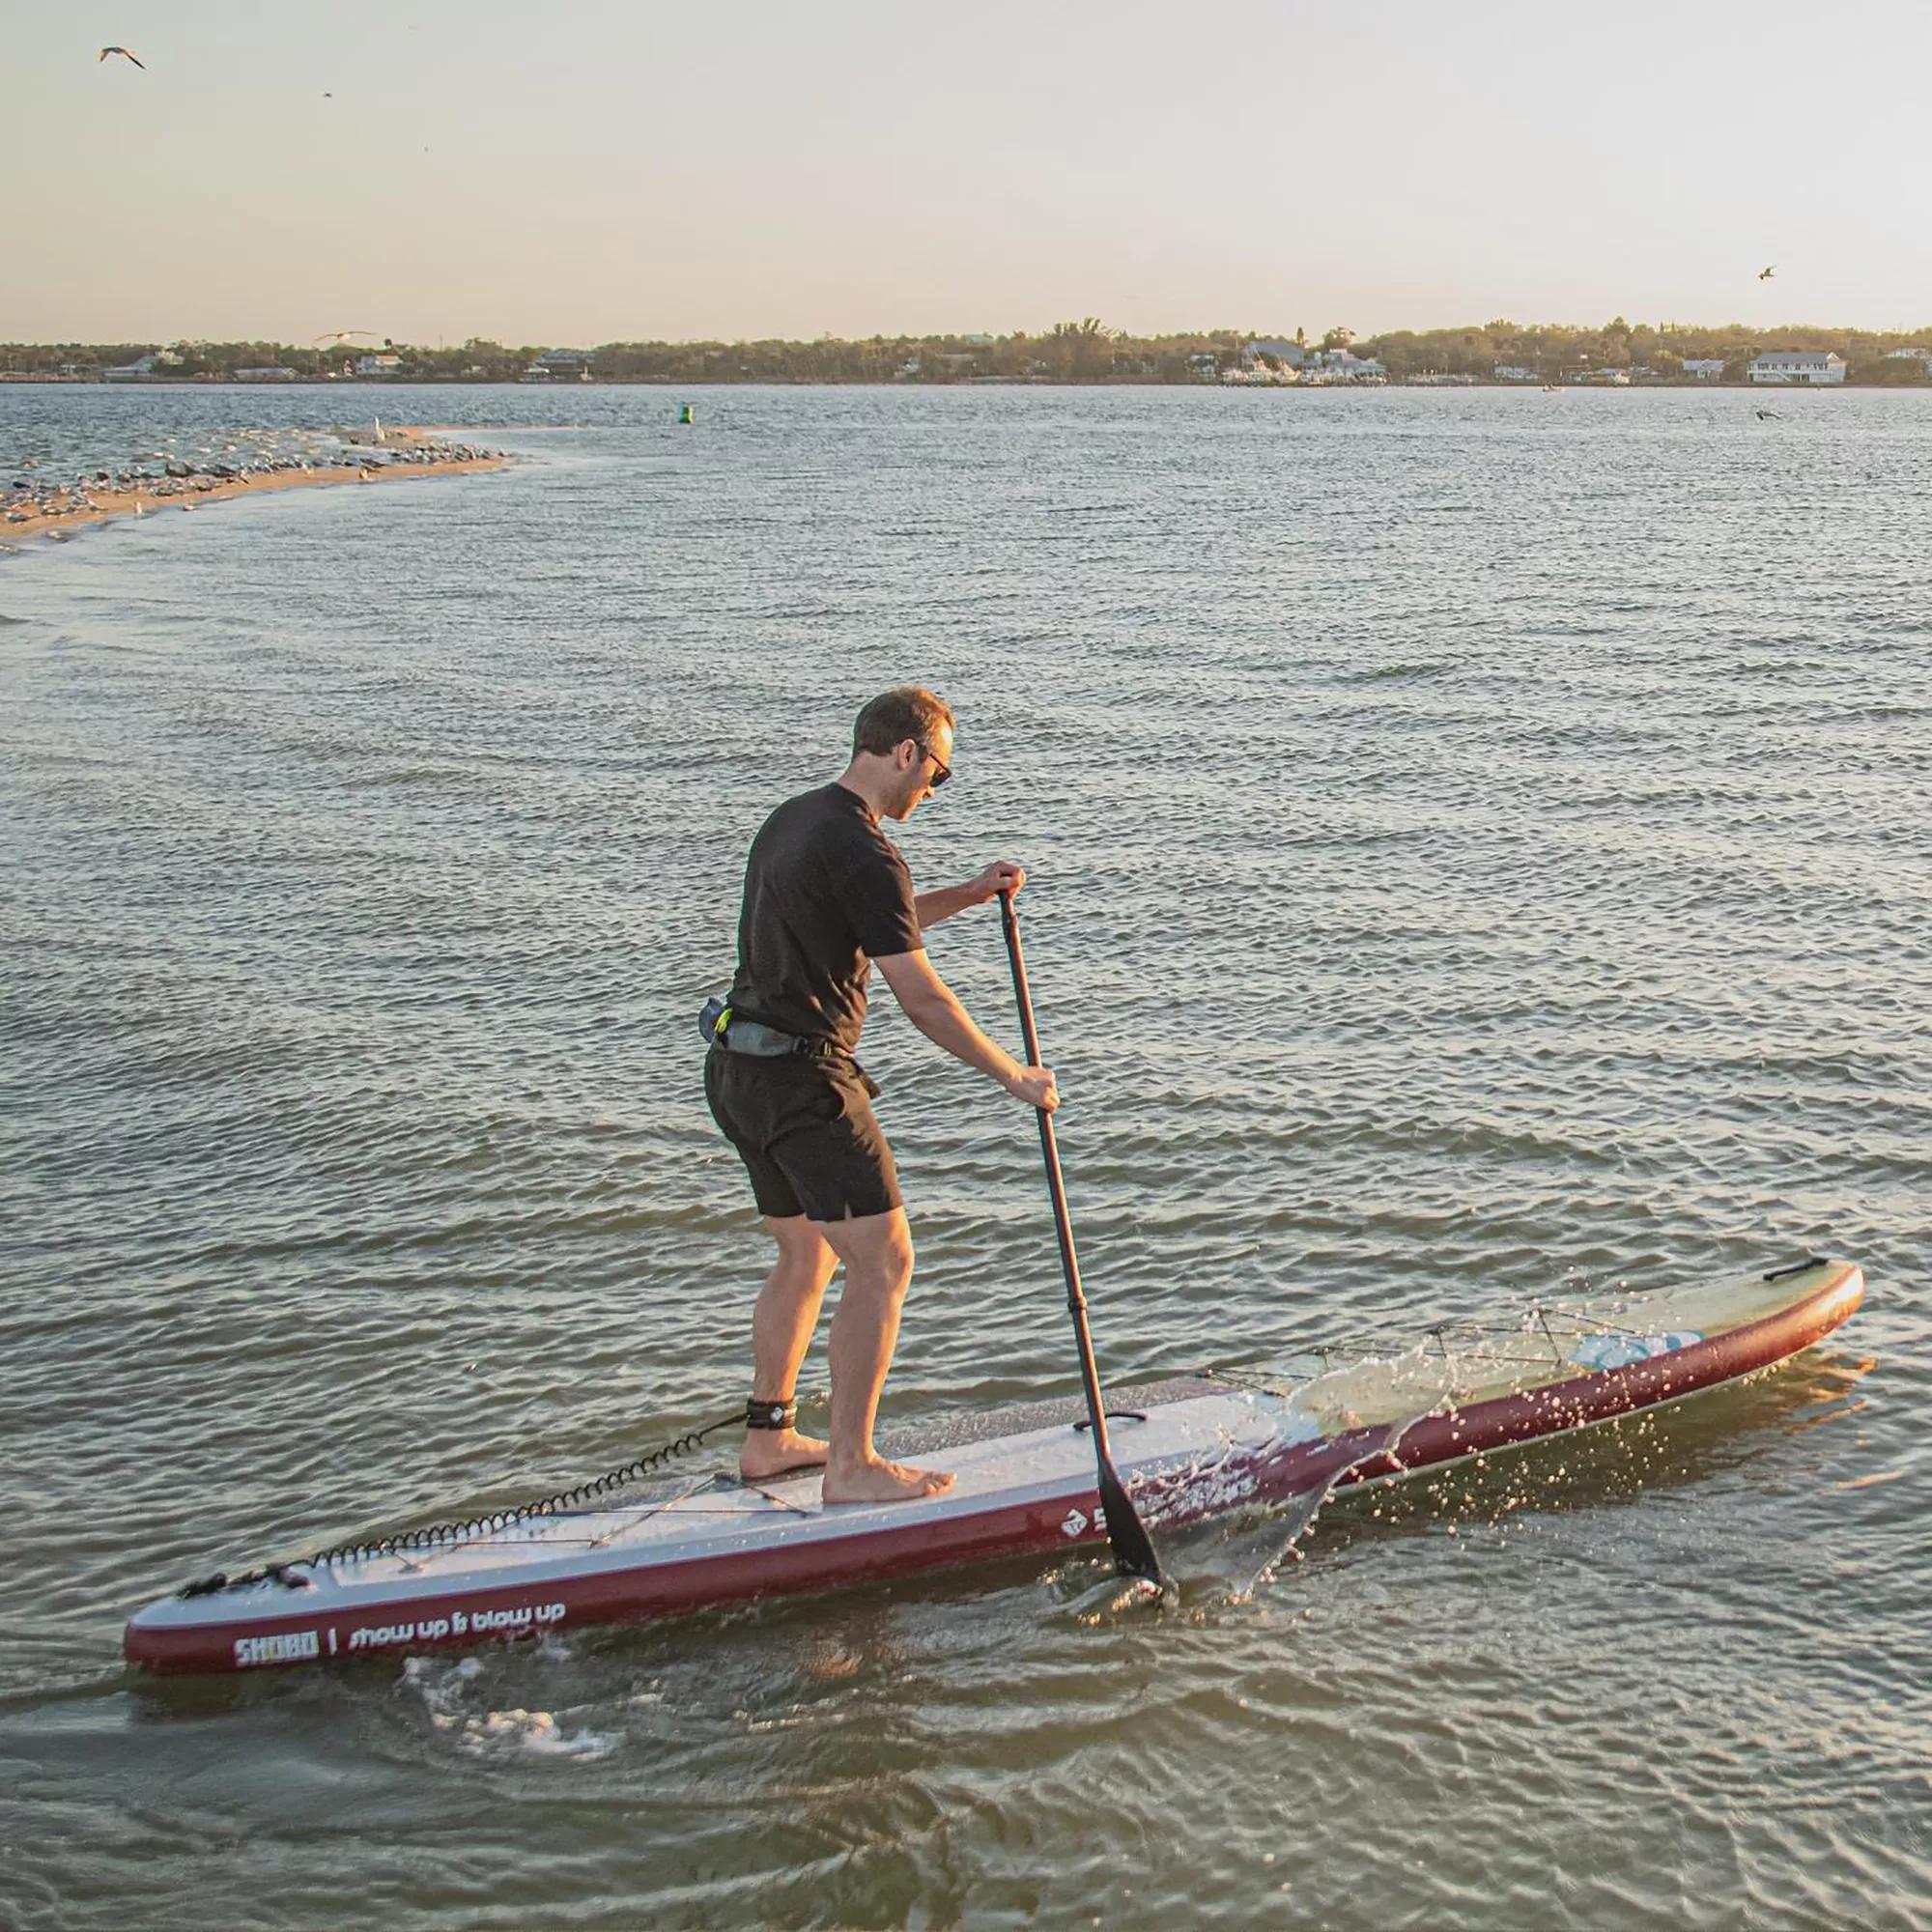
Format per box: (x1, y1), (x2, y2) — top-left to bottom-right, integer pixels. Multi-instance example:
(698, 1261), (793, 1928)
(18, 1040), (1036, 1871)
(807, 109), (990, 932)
(176, 1400), (824, 1598)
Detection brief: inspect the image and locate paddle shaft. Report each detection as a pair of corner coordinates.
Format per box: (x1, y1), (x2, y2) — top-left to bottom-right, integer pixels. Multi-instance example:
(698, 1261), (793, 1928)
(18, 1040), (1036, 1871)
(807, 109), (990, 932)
(998, 890), (1163, 1584)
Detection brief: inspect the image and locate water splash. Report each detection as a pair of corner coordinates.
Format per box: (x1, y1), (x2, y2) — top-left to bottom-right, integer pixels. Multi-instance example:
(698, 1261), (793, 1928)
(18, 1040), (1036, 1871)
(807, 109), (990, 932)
(402, 1654), (620, 1761)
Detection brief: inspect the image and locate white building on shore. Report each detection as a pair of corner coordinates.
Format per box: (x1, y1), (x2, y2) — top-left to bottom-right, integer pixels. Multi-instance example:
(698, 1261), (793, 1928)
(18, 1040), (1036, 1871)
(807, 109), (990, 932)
(1242, 338), (1307, 370)
(104, 352), (183, 381)
(1681, 358), (1725, 380)
(1227, 339), (1386, 384)
(532, 349), (595, 381)
(1223, 339), (1302, 384)
(1301, 347), (1385, 383)
(1748, 352), (1845, 385)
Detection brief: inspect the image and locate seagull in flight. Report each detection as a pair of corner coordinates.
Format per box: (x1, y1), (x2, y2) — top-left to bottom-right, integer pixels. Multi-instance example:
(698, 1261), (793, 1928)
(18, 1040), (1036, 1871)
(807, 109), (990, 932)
(1758, 265), (1776, 281)
(98, 45), (145, 69)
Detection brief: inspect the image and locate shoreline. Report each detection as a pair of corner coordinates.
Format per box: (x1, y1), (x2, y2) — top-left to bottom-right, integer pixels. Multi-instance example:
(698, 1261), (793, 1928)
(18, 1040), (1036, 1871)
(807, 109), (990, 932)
(0, 373), (1906, 391)
(2, 431), (505, 550)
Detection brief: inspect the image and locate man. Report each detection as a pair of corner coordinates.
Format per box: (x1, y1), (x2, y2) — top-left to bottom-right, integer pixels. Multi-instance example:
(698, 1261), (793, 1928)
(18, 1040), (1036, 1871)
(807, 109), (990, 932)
(705, 686), (1059, 1504)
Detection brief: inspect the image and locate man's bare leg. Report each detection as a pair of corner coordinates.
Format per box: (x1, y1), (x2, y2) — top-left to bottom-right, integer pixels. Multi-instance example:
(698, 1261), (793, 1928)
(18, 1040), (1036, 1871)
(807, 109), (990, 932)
(741, 1214), (839, 1481)
(815, 1207), (953, 1502)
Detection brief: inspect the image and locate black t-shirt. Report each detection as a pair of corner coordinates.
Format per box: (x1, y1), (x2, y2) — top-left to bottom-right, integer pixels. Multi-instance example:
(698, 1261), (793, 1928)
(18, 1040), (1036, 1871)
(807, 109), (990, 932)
(728, 783), (923, 1053)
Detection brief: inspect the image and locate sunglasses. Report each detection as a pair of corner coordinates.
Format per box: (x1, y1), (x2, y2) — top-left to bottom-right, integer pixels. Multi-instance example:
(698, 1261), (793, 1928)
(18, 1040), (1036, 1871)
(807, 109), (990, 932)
(917, 741), (952, 788)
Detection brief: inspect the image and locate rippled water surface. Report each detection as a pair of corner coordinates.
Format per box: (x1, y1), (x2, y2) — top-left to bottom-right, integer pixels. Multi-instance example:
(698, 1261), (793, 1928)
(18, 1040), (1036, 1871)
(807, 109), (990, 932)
(2, 384), (1927, 1930)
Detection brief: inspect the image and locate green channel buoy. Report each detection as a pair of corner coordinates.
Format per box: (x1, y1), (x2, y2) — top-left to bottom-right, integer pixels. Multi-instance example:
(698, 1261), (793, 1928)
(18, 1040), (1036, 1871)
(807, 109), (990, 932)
(678, 404), (695, 425)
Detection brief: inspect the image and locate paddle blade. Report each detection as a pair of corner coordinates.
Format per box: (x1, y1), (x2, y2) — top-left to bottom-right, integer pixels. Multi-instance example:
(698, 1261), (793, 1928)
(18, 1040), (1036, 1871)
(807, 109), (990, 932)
(1097, 1461), (1165, 1587)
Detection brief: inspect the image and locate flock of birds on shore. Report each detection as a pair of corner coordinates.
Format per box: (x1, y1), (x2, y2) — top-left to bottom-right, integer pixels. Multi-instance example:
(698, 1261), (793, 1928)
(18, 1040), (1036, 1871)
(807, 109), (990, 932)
(2, 429), (499, 538)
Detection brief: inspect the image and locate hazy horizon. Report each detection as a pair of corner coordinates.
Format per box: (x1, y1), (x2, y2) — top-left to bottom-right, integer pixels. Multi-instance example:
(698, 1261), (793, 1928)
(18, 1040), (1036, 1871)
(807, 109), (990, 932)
(7, 0), (1930, 344)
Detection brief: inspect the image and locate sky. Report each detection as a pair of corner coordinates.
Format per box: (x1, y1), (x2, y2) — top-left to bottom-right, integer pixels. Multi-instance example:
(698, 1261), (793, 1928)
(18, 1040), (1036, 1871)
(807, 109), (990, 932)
(5, 0), (1931, 346)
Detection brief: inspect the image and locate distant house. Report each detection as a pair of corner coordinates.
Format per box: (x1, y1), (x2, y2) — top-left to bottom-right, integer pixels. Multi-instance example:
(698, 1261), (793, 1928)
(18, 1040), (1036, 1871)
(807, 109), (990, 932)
(1883, 346), (1932, 363)
(1492, 364), (1539, 383)
(1680, 358), (1725, 380)
(234, 366), (299, 382)
(1748, 352), (1845, 385)
(1187, 352), (1221, 381)
(1303, 348), (1385, 383)
(533, 349), (595, 381)
(102, 354), (159, 382)
(355, 354), (403, 376)
(1226, 340), (1300, 384)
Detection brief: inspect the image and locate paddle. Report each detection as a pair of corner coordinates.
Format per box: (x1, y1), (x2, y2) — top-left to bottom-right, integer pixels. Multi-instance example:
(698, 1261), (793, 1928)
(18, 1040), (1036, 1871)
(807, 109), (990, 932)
(998, 888), (1165, 1588)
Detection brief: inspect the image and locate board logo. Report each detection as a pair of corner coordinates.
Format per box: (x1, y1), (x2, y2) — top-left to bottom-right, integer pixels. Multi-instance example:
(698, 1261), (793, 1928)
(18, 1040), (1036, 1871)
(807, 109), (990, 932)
(345, 1600), (567, 1653)
(1060, 1510), (1089, 1538)
(234, 1629), (321, 1667)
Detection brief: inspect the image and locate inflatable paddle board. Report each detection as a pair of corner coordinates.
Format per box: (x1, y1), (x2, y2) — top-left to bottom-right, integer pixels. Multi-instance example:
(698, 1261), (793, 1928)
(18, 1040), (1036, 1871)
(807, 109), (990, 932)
(125, 1255), (1861, 1674)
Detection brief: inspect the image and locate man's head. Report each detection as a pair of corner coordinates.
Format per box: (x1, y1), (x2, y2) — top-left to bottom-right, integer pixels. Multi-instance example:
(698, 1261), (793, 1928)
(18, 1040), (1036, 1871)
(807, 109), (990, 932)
(850, 686), (955, 820)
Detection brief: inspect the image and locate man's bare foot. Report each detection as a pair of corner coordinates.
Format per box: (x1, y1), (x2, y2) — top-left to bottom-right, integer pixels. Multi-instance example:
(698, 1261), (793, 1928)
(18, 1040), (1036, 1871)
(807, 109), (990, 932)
(821, 1456), (955, 1504)
(740, 1429), (830, 1482)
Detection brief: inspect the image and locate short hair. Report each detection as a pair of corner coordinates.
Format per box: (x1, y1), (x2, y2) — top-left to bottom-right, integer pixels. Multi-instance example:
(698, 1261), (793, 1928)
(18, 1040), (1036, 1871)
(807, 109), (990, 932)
(852, 686), (953, 759)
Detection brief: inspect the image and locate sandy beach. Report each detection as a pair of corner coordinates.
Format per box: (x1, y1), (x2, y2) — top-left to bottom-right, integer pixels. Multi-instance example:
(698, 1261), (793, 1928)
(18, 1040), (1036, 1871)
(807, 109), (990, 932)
(1, 428), (503, 547)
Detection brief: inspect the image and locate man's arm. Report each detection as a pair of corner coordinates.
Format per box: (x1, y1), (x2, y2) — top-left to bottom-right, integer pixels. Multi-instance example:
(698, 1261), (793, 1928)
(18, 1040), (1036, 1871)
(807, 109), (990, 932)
(874, 948), (1058, 1111)
(913, 860), (1025, 932)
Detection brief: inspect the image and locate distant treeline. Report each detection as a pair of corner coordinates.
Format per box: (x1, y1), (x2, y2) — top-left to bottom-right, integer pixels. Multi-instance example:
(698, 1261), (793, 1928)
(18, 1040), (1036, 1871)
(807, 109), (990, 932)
(6, 317), (1932, 384)
(1360, 317), (1932, 384)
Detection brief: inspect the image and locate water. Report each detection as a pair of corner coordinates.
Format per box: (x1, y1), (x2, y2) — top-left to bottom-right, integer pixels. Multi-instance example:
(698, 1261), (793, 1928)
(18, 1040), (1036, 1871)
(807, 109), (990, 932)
(2, 384), (1927, 1930)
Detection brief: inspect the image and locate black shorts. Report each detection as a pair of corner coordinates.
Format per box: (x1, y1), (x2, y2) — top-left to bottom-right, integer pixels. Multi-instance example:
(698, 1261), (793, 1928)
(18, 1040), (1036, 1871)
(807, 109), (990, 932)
(704, 1050), (902, 1223)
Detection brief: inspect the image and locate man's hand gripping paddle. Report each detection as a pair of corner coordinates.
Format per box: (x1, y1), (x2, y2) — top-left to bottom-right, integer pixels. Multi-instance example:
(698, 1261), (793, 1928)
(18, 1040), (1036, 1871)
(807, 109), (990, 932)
(998, 889), (1166, 1591)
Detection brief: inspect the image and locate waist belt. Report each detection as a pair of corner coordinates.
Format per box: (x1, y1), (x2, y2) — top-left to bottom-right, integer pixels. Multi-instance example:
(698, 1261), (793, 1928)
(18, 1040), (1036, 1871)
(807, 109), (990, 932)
(699, 996), (881, 1097)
